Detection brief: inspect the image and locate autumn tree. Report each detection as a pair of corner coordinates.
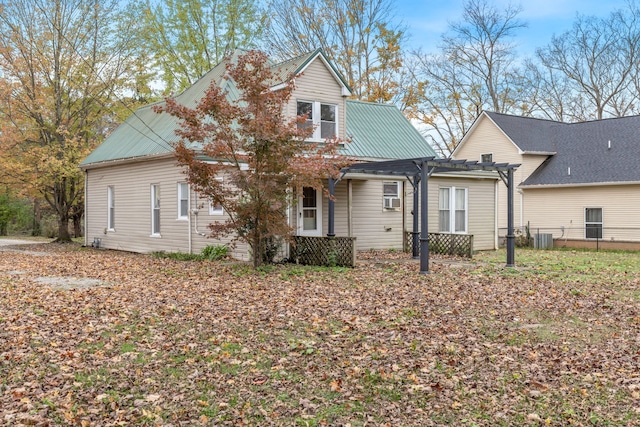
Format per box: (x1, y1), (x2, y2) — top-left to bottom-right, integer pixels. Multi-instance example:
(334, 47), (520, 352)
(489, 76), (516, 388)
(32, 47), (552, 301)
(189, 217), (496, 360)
(264, 0), (410, 105)
(156, 50), (345, 267)
(131, 0), (265, 94)
(535, 3), (640, 120)
(408, 0), (527, 155)
(0, 0), (138, 241)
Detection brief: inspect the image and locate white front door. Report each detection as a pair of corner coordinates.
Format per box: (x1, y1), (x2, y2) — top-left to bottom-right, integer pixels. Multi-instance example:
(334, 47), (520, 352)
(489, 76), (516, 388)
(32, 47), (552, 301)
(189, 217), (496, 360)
(298, 187), (322, 236)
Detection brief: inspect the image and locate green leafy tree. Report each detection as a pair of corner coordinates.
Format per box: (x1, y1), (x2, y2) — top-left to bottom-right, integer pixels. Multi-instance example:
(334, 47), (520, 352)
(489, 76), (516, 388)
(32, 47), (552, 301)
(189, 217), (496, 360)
(0, 0), (138, 241)
(156, 50), (345, 267)
(132, 0), (266, 94)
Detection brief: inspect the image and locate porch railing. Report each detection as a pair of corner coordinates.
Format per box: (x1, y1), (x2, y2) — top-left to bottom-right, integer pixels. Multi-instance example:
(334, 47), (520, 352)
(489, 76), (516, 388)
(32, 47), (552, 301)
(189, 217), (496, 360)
(290, 236), (356, 267)
(404, 232), (474, 258)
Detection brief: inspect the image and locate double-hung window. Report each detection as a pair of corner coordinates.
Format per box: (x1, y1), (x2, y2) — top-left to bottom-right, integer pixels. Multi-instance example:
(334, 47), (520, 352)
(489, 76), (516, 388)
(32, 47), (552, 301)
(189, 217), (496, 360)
(178, 183), (189, 219)
(209, 177), (224, 215)
(107, 186), (115, 231)
(296, 100), (337, 140)
(585, 208), (603, 239)
(151, 184), (160, 236)
(439, 187), (468, 233)
(383, 181), (401, 210)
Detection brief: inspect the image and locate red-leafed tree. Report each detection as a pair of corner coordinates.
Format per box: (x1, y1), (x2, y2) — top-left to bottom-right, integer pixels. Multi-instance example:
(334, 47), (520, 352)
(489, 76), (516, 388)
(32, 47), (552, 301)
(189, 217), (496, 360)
(156, 50), (347, 267)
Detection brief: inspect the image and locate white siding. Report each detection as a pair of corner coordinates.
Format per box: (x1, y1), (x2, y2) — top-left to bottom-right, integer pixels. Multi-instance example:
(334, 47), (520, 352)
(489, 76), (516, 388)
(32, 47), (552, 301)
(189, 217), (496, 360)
(288, 58), (346, 139)
(454, 114), (549, 231)
(523, 184), (640, 242)
(85, 157), (248, 260)
(348, 178), (406, 250)
(428, 175), (497, 251)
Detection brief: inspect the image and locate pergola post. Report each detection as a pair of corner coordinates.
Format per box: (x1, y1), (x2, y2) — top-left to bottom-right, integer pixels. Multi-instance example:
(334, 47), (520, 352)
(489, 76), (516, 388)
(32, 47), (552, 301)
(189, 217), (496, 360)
(412, 174), (420, 259)
(420, 160), (429, 274)
(506, 168), (515, 267)
(327, 176), (335, 237)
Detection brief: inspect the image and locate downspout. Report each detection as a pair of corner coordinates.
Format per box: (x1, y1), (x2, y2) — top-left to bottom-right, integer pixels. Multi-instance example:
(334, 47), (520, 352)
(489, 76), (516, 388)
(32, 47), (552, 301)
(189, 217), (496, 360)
(347, 179), (353, 237)
(188, 184), (192, 254)
(401, 180), (405, 250)
(495, 180), (499, 250)
(193, 193), (207, 237)
(84, 170), (88, 247)
(519, 190), (524, 229)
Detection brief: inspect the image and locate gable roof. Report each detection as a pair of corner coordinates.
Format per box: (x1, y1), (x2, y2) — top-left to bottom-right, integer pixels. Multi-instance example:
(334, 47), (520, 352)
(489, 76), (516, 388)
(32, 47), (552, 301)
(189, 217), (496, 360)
(270, 49), (352, 96)
(81, 50), (428, 168)
(483, 112), (563, 154)
(522, 115), (640, 187)
(460, 111), (640, 187)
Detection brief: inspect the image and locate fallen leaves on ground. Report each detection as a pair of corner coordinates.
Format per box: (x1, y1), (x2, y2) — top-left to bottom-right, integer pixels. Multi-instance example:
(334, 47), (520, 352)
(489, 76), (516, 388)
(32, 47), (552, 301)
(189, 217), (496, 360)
(0, 243), (639, 426)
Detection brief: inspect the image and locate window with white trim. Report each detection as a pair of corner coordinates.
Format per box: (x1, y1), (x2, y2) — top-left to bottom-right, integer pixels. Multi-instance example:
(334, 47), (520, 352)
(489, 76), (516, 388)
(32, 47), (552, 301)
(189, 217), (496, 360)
(585, 208), (602, 239)
(383, 181), (401, 210)
(107, 186), (115, 230)
(209, 177), (224, 215)
(151, 184), (160, 235)
(439, 187), (467, 233)
(297, 100), (337, 140)
(178, 183), (189, 219)
(481, 153), (493, 163)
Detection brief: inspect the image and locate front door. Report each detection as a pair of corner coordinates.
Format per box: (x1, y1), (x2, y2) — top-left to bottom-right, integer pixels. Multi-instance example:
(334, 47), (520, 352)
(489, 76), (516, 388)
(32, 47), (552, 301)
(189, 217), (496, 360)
(298, 187), (322, 236)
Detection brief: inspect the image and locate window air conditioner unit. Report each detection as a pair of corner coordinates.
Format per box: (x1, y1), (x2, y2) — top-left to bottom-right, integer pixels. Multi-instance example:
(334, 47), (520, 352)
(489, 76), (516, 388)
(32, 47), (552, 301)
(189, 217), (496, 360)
(384, 197), (401, 209)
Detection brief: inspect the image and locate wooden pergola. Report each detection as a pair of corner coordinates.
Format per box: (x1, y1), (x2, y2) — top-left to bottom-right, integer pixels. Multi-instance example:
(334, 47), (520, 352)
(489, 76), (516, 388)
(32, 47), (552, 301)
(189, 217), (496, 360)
(327, 157), (520, 274)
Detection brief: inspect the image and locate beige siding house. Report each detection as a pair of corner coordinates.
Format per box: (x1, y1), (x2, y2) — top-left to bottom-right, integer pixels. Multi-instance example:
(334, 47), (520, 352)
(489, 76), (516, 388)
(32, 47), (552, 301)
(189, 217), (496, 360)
(81, 49), (500, 259)
(454, 111), (640, 248)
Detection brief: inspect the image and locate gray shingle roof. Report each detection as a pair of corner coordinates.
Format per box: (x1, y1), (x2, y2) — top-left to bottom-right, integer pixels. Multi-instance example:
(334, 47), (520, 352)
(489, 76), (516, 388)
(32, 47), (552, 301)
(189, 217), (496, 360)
(484, 111), (564, 153)
(522, 115), (640, 186)
(481, 111), (640, 186)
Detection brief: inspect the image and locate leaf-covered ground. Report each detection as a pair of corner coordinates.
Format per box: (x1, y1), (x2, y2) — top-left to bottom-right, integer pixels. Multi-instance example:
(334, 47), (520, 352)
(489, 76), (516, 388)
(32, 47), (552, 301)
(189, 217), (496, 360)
(1, 243), (639, 426)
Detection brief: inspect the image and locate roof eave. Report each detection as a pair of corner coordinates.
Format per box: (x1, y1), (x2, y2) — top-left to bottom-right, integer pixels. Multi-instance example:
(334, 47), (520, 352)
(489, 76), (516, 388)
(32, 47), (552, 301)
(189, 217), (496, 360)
(520, 180), (640, 189)
(80, 152), (175, 170)
(520, 150), (557, 156)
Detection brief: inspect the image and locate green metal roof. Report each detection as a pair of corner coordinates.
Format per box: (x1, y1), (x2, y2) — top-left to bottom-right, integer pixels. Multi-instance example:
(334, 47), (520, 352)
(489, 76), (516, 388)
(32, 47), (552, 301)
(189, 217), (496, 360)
(342, 100), (435, 160)
(81, 51), (430, 168)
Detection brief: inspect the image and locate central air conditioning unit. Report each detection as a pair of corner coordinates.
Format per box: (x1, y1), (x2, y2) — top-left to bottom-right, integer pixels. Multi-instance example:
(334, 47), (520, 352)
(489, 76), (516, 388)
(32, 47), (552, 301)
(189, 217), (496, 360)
(534, 233), (553, 249)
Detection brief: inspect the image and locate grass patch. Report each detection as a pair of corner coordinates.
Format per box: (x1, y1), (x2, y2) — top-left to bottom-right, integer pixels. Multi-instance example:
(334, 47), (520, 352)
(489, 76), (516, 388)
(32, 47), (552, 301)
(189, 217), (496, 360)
(2, 245), (640, 425)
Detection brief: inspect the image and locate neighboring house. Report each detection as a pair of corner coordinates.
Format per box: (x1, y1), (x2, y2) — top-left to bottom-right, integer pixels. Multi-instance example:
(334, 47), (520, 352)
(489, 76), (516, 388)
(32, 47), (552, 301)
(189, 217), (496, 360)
(454, 111), (640, 248)
(80, 49), (500, 260)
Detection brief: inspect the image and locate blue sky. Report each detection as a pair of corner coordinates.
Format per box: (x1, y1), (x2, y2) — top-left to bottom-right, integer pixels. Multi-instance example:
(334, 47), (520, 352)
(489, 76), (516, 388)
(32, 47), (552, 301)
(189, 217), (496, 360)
(396, 0), (629, 56)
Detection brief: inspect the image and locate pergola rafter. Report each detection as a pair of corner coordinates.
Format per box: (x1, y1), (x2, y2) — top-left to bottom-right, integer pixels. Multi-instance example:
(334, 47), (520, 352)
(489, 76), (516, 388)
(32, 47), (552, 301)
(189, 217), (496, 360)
(328, 157), (520, 274)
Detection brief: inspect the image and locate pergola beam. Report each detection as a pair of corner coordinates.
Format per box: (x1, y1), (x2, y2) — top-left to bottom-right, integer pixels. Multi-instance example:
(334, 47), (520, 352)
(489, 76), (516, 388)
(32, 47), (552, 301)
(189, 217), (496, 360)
(339, 156), (520, 273)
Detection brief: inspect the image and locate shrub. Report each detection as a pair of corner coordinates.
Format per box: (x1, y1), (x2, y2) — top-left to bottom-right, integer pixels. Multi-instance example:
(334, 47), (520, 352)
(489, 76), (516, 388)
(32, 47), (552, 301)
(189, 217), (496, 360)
(201, 244), (228, 261)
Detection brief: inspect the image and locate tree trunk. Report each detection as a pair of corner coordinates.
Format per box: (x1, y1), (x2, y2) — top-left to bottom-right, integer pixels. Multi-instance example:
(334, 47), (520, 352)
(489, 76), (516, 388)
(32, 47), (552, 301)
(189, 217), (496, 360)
(32, 198), (41, 236)
(72, 210), (83, 238)
(56, 214), (72, 242)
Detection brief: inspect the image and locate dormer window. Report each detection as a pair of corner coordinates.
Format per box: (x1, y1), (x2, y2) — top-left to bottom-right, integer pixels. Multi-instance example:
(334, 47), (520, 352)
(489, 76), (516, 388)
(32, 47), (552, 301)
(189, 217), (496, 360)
(297, 100), (337, 140)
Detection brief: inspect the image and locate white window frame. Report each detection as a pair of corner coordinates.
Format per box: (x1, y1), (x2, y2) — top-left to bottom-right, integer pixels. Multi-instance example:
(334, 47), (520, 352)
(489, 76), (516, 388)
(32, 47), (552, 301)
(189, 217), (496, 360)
(296, 100), (338, 141)
(178, 182), (189, 220)
(383, 181), (401, 211)
(585, 207), (603, 239)
(209, 177), (224, 215)
(107, 186), (115, 231)
(151, 184), (161, 236)
(439, 186), (468, 234)
(481, 153), (493, 163)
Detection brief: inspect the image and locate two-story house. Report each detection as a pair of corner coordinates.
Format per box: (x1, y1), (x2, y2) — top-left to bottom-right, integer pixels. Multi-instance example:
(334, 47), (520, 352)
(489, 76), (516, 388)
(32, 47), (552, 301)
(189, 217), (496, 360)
(80, 49), (502, 259)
